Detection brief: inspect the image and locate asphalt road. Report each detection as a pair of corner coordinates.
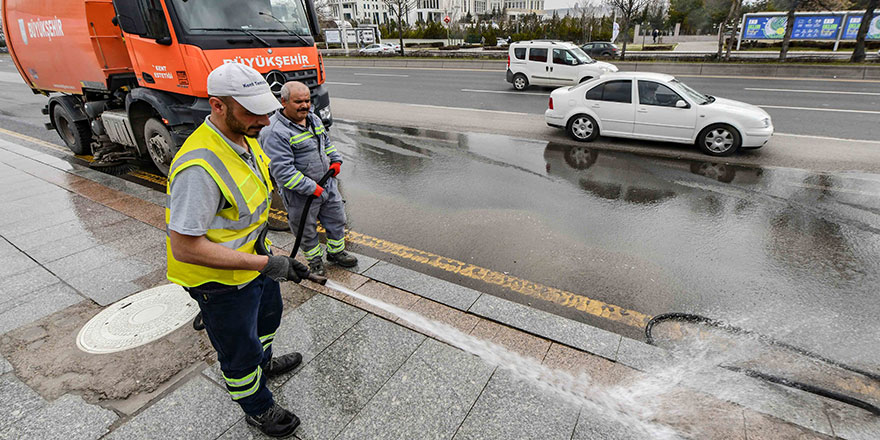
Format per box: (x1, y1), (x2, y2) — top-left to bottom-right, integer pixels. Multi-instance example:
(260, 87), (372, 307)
(2, 54), (879, 377)
(323, 65), (880, 141)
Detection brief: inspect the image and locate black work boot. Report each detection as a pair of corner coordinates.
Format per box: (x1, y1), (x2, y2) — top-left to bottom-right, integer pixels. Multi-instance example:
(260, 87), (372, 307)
(308, 258), (325, 276)
(327, 250), (358, 268)
(246, 403), (300, 438)
(265, 352), (303, 378)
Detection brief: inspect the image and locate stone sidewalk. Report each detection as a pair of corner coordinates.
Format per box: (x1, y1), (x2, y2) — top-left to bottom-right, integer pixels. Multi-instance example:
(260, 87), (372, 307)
(0, 134), (871, 440)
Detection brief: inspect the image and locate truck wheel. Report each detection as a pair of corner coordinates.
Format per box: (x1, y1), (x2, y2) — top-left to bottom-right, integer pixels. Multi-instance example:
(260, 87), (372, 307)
(144, 118), (175, 176)
(52, 105), (92, 155)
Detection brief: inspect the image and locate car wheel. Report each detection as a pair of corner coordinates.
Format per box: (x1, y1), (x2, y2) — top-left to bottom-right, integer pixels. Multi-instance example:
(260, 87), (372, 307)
(566, 114), (599, 142)
(564, 145), (598, 169)
(512, 73), (529, 91)
(579, 76), (593, 83)
(52, 104), (92, 155)
(697, 124), (741, 156)
(144, 117), (176, 176)
(601, 51), (611, 57)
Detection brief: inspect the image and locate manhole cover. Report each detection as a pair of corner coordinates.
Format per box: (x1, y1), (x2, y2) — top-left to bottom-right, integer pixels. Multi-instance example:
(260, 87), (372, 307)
(77, 284), (199, 354)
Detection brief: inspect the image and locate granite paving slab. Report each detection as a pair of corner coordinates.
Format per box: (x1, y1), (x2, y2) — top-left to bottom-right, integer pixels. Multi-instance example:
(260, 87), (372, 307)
(0, 375), (47, 433)
(0, 249), (39, 279)
(65, 256), (159, 306)
(0, 282), (83, 334)
(107, 376), (240, 440)
(615, 336), (672, 372)
(363, 261), (480, 311)
(45, 243), (132, 280)
(452, 369), (580, 440)
(0, 355), (11, 375)
(338, 251), (379, 275)
(0, 394), (117, 440)
(469, 294), (622, 360)
(0, 266), (60, 299)
(570, 409), (645, 440)
(280, 314), (425, 440)
(203, 295), (366, 387)
(824, 400), (880, 440)
(335, 338), (494, 440)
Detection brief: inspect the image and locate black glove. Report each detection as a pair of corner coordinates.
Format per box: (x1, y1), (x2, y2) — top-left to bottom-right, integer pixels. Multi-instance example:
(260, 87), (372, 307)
(291, 259), (310, 281)
(260, 256), (307, 283)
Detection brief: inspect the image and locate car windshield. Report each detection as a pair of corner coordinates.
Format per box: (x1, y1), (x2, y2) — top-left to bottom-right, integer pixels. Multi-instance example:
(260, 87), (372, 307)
(672, 79), (712, 105)
(570, 47), (595, 64)
(170, 0), (310, 36)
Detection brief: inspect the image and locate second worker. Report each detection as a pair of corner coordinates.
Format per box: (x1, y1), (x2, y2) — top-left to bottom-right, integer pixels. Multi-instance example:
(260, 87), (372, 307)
(260, 81), (357, 275)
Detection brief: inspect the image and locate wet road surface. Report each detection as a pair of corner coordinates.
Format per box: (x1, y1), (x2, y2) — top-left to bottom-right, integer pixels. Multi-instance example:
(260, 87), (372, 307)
(328, 121), (880, 375)
(324, 66), (880, 141)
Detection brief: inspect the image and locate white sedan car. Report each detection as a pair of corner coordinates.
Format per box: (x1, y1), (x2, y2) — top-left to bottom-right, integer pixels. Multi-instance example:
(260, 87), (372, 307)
(545, 72), (773, 156)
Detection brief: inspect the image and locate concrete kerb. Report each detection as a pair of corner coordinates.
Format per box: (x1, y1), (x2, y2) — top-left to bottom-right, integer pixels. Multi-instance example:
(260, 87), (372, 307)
(325, 57), (879, 79)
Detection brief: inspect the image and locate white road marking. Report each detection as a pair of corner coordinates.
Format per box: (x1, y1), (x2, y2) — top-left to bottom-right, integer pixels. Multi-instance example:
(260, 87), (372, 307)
(325, 81), (362, 86)
(745, 87), (880, 96)
(461, 88), (548, 96)
(759, 105), (880, 115)
(406, 103), (532, 116)
(774, 133), (880, 145)
(353, 73), (409, 78)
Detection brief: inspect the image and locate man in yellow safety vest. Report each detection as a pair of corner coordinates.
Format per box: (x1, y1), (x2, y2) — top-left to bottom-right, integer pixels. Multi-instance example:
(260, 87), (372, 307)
(166, 63), (308, 438)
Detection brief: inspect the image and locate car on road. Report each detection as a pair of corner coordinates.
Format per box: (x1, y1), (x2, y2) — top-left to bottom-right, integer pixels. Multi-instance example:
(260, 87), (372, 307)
(580, 42), (619, 58)
(506, 40), (618, 91)
(359, 43), (400, 54)
(496, 37), (509, 47)
(544, 72), (773, 156)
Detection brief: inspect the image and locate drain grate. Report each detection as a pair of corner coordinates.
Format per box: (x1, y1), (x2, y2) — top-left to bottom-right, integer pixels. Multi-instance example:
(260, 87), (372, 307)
(77, 284), (199, 354)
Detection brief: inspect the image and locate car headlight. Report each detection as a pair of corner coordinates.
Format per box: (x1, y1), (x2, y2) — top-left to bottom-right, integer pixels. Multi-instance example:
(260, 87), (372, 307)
(762, 117), (770, 128)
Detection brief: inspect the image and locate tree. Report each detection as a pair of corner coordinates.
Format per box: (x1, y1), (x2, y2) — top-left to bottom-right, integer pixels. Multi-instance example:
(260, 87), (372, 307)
(605, 0), (649, 59)
(716, 0), (742, 59)
(383, 0), (417, 55)
(850, 0), (879, 62)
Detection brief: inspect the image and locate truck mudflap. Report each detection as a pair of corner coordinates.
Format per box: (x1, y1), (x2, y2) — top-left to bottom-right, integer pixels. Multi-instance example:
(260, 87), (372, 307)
(506, 69), (514, 84)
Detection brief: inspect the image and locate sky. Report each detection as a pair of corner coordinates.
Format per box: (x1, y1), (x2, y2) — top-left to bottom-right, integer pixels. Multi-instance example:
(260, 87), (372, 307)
(543, 0), (596, 11)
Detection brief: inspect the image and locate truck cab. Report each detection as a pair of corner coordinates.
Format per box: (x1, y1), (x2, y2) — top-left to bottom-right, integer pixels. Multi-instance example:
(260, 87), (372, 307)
(2, 0), (330, 175)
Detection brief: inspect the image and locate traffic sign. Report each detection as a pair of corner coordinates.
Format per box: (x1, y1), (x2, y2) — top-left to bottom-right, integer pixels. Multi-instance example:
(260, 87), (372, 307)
(444, 16), (450, 24)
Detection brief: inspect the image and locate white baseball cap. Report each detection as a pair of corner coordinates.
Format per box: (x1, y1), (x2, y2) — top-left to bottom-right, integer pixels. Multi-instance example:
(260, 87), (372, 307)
(207, 63), (282, 115)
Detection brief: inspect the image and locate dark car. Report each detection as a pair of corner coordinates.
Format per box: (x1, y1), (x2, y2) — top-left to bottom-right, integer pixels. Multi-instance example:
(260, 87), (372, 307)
(581, 42), (619, 58)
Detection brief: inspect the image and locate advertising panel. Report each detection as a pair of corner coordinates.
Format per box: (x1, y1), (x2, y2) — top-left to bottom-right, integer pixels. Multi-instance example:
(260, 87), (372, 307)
(791, 15), (841, 39)
(744, 16), (787, 39)
(843, 14), (880, 40)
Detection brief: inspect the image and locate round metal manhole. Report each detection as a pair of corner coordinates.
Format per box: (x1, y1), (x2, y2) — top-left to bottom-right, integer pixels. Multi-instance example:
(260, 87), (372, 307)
(77, 284), (199, 354)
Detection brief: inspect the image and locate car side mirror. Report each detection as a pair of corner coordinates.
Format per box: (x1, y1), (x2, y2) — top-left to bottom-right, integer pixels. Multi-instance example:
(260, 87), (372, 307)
(675, 100), (689, 108)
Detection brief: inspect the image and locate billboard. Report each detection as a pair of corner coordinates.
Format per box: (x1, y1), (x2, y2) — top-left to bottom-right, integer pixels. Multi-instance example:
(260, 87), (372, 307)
(843, 14), (880, 40)
(743, 15), (842, 40)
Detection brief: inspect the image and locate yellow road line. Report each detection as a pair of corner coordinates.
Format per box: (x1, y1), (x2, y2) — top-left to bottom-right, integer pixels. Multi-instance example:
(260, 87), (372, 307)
(1, 126), (651, 329)
(344, 229), (652, 329)
(0, 127), (70, 153)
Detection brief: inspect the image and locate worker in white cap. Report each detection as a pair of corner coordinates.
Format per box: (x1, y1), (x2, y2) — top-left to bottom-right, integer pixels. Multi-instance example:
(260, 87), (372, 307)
(165, 62), (307, 438)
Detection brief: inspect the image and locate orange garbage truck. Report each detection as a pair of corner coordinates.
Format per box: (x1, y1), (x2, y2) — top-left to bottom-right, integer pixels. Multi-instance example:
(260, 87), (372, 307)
(2, 0), (331, 175)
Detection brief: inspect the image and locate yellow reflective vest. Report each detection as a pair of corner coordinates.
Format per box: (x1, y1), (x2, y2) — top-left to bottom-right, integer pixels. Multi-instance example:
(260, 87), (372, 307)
(165, 122), (274, 288)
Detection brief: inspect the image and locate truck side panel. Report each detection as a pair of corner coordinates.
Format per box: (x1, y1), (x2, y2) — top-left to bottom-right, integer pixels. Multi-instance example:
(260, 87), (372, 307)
(2, 0), (133, 94)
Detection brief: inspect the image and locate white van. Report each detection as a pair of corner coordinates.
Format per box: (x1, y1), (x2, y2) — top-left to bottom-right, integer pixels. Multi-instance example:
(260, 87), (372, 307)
(506, 40), (618, 91)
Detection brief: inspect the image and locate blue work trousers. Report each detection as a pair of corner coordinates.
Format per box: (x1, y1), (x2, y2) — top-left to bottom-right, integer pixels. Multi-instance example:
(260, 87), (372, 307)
(188, 274), (282, 416)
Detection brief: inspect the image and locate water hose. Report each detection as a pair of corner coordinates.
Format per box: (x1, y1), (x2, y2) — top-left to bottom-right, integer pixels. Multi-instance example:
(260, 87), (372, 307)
(192, 169), (335, 331)
(645, 313), (880, 415)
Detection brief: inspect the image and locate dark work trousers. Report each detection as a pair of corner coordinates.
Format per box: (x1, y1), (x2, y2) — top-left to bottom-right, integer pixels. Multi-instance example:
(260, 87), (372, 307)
(188, 274), (282, 416)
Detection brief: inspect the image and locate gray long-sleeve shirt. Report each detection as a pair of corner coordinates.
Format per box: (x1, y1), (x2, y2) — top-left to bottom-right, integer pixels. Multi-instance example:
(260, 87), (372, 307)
(259, 110), (342, 196)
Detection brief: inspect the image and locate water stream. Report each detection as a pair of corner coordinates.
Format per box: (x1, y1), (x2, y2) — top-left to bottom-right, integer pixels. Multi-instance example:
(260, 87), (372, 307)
(325, 280), (693, 439)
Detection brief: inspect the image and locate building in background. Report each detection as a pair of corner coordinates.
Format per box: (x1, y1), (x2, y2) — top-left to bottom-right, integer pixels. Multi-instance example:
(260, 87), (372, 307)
(328, 0), (391, 24)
